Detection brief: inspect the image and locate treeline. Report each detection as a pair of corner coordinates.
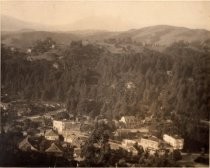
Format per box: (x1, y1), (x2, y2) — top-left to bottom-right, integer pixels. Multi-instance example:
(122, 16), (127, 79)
(1, 39), (210, 146)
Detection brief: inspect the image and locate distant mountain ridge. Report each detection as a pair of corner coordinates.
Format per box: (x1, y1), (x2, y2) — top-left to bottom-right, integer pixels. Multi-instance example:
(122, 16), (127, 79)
(1, 15), (210, 48)
(1, 15), (132, 32)
(1, 15), (50, 31)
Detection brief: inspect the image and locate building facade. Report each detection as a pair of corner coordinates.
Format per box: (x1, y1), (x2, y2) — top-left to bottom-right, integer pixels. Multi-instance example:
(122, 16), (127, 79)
(163, 134), (184, 150)
(139, 137), (160, 151)
(119, 116), (141, 128)
(53, 120), (81, 134)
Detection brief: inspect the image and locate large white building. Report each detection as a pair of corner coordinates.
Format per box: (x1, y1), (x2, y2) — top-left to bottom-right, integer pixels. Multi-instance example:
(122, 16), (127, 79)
(139, 137), (160, 151)
(163, 134), (184, 150)
(53, 120), (81, 134)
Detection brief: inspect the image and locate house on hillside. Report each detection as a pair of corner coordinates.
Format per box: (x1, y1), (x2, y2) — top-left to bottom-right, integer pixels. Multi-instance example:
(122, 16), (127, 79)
(119, 116), (140, 128)
(45, 129), (59, 141)
(163, 134), (184, 150)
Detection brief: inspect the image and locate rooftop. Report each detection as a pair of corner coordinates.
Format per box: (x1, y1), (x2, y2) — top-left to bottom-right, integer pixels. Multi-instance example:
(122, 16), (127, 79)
(164, 134), (183, 140)
(141, 136), (160, 142)
(45, 129), (58, 136)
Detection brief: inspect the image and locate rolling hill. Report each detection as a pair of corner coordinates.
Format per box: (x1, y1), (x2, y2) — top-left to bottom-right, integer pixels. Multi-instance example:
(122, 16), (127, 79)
(114, 25), (210, 45)
(1, 31), (79, 49)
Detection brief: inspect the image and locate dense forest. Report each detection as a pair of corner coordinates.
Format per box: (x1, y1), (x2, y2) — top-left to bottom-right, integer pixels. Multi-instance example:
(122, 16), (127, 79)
(1, 38), (210, 149)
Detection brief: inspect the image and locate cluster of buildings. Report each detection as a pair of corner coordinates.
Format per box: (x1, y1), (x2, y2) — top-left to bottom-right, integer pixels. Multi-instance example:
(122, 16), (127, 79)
(53, 120), (81, 134)
(18, 118), (90, 161)
(113, 115), (184, 156)
(18, 135), (65, 157)
(119, 133), (184, 156)
(16, 112), (184, 162)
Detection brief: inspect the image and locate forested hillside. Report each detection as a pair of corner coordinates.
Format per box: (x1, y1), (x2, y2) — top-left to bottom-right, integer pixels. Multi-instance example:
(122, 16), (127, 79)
(1, 36), (210, 149)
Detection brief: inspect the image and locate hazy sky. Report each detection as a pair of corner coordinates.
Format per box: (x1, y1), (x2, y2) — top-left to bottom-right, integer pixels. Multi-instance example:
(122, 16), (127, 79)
(1, 0), (210, 31)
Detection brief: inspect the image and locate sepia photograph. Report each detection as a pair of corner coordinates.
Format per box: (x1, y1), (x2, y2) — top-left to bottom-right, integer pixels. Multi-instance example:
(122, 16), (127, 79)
(0, 0), (210, 167)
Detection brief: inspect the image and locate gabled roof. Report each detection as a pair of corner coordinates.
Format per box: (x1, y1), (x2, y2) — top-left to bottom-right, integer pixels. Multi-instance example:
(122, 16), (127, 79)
(45, 129), (58, 137)
(45, 142), (63, 153)
(18, 136), (38, 151)
(18, 136), (30, 148)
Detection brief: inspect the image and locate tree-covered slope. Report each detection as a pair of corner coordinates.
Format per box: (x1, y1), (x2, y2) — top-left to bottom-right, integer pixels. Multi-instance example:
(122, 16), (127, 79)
(2, 40), (209, 119)
(1, 39), (210, 149)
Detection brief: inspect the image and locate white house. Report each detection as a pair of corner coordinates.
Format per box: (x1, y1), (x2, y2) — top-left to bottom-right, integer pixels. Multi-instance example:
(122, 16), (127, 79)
(163, 134), (184, 150)
(53, 120), (63, 134)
